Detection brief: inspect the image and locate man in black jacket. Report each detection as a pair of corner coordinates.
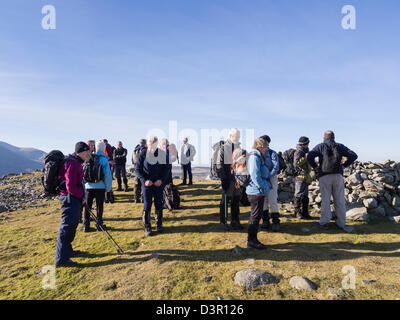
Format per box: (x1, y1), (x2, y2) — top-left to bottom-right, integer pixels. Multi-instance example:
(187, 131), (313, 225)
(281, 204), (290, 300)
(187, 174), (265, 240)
(216, 128), (243, 231)
(307, 131), (358, 232)
(113, 141), (128, 192)
(135, 136), (170, 236)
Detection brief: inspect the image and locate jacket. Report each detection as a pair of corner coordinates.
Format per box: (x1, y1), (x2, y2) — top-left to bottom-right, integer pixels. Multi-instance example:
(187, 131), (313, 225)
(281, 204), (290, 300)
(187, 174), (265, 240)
(105, 143), (113, 161)
(294, 144), (313, 184)
(265, 148), (280, 177)
(135, 147), (170, 184)
(216, 138), (241, 183)
(246, 149), (271, 196)
(84, 151), (113, 192)
(113, 147), (127, 165)
(180, 143), (196, 165)
(132, 144), (146, 165)
(307, 139), (358, 178)
(59, 154), (84, 200)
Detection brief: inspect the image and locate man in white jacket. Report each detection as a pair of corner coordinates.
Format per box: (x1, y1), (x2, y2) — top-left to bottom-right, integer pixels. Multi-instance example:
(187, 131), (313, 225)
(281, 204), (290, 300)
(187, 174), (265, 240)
(180, 137), (196, 185)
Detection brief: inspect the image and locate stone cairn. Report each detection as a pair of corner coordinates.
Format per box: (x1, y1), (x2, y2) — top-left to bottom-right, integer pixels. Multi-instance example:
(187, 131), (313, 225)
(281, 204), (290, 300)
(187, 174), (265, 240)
(277, 160), (400, 220)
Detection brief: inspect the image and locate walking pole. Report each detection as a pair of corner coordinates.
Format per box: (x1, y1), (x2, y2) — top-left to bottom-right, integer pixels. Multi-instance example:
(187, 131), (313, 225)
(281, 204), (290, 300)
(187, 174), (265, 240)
(225, 193), (228, 225)
(86, 206), (124, 254)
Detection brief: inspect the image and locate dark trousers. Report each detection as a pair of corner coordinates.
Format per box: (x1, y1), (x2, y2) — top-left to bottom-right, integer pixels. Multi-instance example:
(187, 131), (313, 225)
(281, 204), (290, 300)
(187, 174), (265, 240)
(55, 195), (81, 265)
(115, 164), (128, 187)
(219, 180), (241, 224)
(133, 177), (143, 202)
(142, 184), (164, 229)
(247, 195), (265, 241)
(294, 177), (309, 216)
(84, 189), (105, 227)
(182, 162), (192, 184)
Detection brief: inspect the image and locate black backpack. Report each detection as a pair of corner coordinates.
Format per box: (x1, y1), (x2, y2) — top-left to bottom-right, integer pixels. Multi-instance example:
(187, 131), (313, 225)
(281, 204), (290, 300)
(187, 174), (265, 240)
(321, 143), (341, 174)
(163, 183), (181, 211)
(42, 150), (66, 196)
(210, 141), (224, 178)
(83, 154), (103, 183)
(282, 148), (297, 176)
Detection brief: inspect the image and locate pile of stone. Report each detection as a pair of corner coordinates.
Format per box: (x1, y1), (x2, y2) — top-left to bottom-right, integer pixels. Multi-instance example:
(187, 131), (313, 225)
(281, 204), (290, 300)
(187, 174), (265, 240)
(0, 173), (50, 214)
(277, 160), (400, 219)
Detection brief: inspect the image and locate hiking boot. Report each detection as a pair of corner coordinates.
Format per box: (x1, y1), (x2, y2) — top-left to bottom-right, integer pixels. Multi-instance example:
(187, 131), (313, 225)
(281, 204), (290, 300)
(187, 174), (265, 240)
(314, 222), (330, 230)
(247, 239), (267, 250)
(82, 226), (92, 233)
(156, 225), (164, 233)
(220, 223), (230, 231)
(70, 250), (84, 257)
(271, 212), (280, 232)
(116, 187), (123, 191)
(96, 223), (107, 231)
(124, 186), (129, 192)
(271, 222), (280, 232)
(55, 259), (79, 268)
(260, 220), (270, 230)
(230, 220), (244, 230)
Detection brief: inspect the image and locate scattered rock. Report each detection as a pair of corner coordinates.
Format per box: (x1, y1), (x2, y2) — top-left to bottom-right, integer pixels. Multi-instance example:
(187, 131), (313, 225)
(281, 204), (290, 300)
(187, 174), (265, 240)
(205, 276), (213, 283)
(289, 276), (318, 291)
(103, 281), (118, 291)
(245, 259), (255, 265)
(234, 269), (278, 290)
(362, 280), (376, 285)
(346, 206), (368, 221)
(327, 287), (345, 297)
(363, 198), (378, 209)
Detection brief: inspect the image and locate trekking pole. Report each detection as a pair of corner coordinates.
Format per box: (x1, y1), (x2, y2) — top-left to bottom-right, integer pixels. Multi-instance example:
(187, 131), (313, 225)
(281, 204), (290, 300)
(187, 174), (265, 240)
(85, 206), (124, 254)
(224, 193), (228, 225)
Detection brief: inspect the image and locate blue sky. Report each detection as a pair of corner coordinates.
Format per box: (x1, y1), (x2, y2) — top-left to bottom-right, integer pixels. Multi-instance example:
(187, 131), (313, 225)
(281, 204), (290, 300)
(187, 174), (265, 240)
(0, 0), (399, 164)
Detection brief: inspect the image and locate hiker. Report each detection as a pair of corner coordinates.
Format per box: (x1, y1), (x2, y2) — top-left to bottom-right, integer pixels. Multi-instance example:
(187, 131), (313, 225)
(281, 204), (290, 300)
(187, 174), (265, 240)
(113, 141), (129, 192)
(86, 140), (96, 154)
(54, 142), (91, 267)
(260, 135), (280, 231)
(293, 136), (313, 219)
(216, 128), (243, 231)
(179, 137), (196, 185)
(102, 139), (115, 203)
(132, 139), (146, 203)
(307, 131), (358, 232)
(159, 138), (178, 184)
(246, 138), (271, 249)
(83, 141), (113, 232)
(135, 136), (170, 236)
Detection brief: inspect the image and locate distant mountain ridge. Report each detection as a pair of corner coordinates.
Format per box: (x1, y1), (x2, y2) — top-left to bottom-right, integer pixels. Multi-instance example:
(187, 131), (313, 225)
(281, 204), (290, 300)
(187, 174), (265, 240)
(0, 141), (46, 177)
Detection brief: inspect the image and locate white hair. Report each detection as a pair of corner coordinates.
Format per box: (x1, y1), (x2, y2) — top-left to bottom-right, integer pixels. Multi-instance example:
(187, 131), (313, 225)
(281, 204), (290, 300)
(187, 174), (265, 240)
(147, 135), (158, 145)
(159, 137), (168, 147)
(229, 128), (240, 137)
(96, 141), (106, 153)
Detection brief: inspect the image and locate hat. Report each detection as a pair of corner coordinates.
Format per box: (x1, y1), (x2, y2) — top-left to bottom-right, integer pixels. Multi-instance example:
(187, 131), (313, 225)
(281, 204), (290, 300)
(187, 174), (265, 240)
(75, 142), (90, 154)
(260, 135), (271, 144)
(298, 136), (310, 145)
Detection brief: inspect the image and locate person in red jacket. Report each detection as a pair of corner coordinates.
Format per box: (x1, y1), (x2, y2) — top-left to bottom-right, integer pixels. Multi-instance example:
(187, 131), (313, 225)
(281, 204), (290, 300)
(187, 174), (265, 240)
(54, 142), (91, 267)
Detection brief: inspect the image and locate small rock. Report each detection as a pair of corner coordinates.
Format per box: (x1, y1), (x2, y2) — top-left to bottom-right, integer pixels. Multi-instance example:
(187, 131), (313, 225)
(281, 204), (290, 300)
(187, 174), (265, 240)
(149, 252), (159, 259)
(245, 259), (255, 265)
(362, 280), (376, 285)
(385, 285), (396, 289)
(301, 228), (310, 233)
(327, 287), (345, 297)
(393, 216), (400, 224)
(205, 276), (213, 283)
(233, 245), (241, 254)
(289, 276), (318, 291)
(234, 269), (278, 290)
(103, 281), (118, 291)
(216, 296), (223, 300)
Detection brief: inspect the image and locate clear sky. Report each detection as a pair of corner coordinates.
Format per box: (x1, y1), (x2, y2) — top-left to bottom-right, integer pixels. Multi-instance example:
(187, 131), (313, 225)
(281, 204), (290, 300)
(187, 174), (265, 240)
(0, 0), (399, 164)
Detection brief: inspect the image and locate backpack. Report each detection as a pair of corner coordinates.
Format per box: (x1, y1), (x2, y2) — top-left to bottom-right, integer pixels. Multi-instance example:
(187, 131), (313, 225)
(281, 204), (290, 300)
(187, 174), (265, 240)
(232, 148), (252, 188)
(321, 143), (342, 174)
(83, 154), (103, 183)
(163, 183), (181, 211)
(282, 148), (297, 176)
(42, 150), (66, 196)
(132, 145), (145, 165)
(210, 141), (224, 178)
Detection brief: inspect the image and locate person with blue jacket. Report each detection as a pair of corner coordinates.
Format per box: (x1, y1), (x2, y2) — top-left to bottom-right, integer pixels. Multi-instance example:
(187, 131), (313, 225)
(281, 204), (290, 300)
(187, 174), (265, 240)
(83, 141), (113, 232)
(246, 138), (271, 250)
(260, 135), (281, 231)
(135, 136), (170, 236)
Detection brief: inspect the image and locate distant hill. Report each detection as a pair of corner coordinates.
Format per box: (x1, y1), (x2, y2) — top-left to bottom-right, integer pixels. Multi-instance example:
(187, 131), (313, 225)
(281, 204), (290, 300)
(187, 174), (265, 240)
(0, 141), (46, 177)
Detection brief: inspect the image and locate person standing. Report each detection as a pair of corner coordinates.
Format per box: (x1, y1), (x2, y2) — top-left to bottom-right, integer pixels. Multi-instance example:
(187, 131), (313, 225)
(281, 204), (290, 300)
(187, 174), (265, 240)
(293, 136), (313, 219)
(113, 141), (129, 192)
(55, 142), (91, 267)
(307, 131), (358, 232)
(135, 136), (170, 236)
(86, 140), (96, 154)
(83, 141), (113, 232)
(216, 128), (243, 231)
(259, 135), (281, 231)
(132, 139), (146, 203)
(180, 137), (196, 185)
(246, 138), (271, 250)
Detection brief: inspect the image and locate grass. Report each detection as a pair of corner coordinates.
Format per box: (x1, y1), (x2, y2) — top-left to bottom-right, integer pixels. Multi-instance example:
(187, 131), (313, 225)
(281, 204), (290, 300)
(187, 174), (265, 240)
(1, 172), (400, 300)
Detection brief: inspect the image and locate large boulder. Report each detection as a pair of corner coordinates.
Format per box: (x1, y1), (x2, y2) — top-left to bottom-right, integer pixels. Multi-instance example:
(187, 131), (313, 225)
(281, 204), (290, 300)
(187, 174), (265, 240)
(234, 269), (278, 290)
(347, 173), (363, 187)
(363, 198), (378, 209)
(368, 205), (386, 217)
(363, 180), (385, 193)
(346, 205), (368, 221)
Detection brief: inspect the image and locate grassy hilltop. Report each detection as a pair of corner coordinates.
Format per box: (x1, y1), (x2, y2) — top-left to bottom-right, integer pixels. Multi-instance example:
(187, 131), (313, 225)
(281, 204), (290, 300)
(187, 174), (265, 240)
(1, 172), (400, 300)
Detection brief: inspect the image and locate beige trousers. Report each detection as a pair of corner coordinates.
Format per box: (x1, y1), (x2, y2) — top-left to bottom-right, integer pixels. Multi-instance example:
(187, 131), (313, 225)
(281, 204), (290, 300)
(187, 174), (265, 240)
(263, 174), (279, 213)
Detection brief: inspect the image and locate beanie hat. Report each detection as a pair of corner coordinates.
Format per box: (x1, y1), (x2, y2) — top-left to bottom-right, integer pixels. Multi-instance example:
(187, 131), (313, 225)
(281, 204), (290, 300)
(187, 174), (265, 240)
(75, 142), (90, 154)
(260, 135), (271, 144)
(298, 136), (310, 146)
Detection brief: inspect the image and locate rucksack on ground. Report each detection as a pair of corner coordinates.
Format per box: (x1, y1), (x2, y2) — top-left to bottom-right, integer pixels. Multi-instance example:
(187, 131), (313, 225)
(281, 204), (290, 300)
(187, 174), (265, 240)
(83, 154), (103, 183)
(163, 183), (181, 211)
(321, 143), (341, 174)
(210, 141), (224, 178)
(282, 148), (297, 176)
(42, 150), (66, 196)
